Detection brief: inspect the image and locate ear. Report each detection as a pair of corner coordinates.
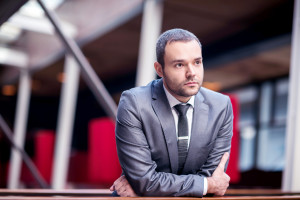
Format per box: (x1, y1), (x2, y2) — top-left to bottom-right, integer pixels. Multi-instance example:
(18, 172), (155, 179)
(154, 62), (163, 78)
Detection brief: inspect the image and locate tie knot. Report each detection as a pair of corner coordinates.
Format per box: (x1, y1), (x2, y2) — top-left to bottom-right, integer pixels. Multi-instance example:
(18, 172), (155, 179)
(174, 104), (190, 116)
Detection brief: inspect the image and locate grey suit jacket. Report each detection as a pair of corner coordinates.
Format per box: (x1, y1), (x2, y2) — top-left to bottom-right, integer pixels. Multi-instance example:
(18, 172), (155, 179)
(115, 79), (233, 197)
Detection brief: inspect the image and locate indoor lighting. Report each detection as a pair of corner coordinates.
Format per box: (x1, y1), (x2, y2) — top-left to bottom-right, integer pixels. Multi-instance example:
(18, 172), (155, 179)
(57, 72), (65, 83)
(0, 22), (22, 44)
(2, 85), (17, 96)
(202, 81), (222, 91)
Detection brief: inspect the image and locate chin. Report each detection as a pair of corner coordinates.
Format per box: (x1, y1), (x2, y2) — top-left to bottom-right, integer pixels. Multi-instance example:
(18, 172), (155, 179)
(182, 90), (199, 97)
(188, 87), (200, 94)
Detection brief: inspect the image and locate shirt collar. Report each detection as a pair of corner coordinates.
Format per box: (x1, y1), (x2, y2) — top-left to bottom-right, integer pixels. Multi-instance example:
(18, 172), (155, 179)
(163, 84), (195, 108)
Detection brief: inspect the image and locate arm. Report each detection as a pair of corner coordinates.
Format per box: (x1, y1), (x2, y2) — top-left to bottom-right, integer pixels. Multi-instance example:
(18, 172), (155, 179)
(115, 90), (205, 197)
(198, 96), (233, 196)
(110, 175), (138, 197)
(197, 96), (233, 177)
(207, 152), (230, 196)
(111, 154), (230, 197)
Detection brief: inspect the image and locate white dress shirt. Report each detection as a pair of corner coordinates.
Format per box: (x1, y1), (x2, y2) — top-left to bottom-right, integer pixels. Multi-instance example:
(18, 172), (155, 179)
(163, 84), (208, 195)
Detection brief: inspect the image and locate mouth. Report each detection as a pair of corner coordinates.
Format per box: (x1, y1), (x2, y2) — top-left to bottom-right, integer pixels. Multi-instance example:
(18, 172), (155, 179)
(184, 81), (198, 86)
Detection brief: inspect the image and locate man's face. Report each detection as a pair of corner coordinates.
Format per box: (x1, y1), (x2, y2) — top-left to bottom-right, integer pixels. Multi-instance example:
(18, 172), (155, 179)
(155, 40), (204, 102)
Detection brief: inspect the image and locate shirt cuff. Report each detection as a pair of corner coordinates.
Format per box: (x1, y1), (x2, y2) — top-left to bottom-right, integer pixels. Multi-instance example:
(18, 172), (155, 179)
(203, 177), (208, 195)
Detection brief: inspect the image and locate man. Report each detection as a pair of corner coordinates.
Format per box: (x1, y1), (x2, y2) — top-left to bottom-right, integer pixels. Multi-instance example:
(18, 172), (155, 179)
(110, 28), (233, 197)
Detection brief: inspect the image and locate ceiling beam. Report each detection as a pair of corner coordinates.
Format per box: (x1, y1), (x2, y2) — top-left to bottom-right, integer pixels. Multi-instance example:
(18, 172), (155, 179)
(0, 0), (28, 26)
(204, 34), (291, 69)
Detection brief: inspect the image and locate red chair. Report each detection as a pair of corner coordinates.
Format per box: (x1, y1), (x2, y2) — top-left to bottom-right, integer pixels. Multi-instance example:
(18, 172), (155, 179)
(88, 117), (122, 187)
(227, 95), (241, 183)
(20, 130), (54, 185)
(33, 130), (55, 184)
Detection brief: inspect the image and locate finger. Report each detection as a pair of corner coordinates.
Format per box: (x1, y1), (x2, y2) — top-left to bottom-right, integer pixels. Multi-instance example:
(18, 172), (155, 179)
(218, 152), (229, 170)
(128, 192), (137, 197)
(117, 186), (127, 196)
(118, 189), (126, 196)
(109, 185), (114, 191)
(118, 175), (125, 182)
(132, 192), (138, 197)
(110, 175), (124, 191)
(225, 173), (230, 182)
(114, 175), (125, 185)
(115, 181), (124, 191)
(127, 191), (137, 197)
(122, 181), (136, 195)
(123, 177), (129, 184)
(125, 189), (137, 197)
(114, 177), (127, 191)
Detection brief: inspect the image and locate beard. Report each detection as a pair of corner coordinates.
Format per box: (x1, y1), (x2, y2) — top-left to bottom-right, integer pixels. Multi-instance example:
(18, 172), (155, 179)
(163, 74), (201, 98)
(175, 84), (200, 97)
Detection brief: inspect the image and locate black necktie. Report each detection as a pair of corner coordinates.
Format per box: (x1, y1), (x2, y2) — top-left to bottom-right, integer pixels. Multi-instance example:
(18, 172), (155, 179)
(174, 104), (190, 174)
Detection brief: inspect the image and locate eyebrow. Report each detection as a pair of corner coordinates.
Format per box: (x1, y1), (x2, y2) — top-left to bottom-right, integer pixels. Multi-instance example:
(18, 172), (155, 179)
(171, 59), (185, 64)
(171, 57), (202, 63)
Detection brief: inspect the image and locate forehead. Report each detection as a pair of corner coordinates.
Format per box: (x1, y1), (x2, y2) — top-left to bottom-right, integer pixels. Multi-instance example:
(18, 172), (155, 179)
(164, 40), (202, 59)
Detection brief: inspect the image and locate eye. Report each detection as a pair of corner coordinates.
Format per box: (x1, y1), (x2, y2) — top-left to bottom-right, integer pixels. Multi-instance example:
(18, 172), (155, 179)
(195, 60), (202, 65)
(175, 63), (183, 68)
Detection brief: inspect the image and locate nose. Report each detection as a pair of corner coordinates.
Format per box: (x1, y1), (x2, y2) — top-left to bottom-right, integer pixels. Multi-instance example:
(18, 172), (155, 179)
(186, 64), (196, 77)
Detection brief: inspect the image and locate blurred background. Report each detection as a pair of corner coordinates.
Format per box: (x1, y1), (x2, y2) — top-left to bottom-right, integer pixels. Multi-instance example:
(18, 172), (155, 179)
(0, 0), (297, 191)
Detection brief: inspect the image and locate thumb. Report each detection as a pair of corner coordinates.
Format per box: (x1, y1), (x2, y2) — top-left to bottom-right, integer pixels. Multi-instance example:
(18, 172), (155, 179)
(109, 185), (115, 191)
(216, 152), (229, 172)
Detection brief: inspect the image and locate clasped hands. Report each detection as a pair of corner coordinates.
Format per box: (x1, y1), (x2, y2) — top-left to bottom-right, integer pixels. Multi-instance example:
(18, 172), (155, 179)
(110, 152), (230, 197)
(110, 174), (138, 197)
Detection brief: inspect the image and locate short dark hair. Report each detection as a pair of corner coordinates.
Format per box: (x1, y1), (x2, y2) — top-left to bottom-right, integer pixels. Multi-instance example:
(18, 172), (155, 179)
(156, 28), (202, 67)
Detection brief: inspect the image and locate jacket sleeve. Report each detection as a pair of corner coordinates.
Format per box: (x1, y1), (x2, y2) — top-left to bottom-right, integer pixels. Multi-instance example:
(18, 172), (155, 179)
(115, 90), (205, 197)
(197, 96), (233, 177)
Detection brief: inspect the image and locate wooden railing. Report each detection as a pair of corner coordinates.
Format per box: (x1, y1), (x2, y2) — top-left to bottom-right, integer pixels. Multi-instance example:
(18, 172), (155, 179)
(0, 189), (300, 200)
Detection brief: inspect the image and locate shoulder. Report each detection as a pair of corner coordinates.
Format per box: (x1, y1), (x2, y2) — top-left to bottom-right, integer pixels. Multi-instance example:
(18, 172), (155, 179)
(117, 80), (158, 122)
(199, 87), (229, 101)
(121, 80), (156, 99)
(118, 80), (158, 110)
(120, 79), (160, 102)
(198, 87), (231, 109)
(198, 87), (233, 126)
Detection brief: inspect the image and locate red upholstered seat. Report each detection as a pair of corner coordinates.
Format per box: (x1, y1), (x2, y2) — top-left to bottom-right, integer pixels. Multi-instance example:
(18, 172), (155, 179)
(88, 117), (122, 186)
(33, 130), (55, 184)
(20, 130), (54, 185)
(227, 95), (241, 183)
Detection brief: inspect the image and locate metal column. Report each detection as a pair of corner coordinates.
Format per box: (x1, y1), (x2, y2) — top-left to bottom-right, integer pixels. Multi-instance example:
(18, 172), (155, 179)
(282, 0), (300, 192)
(8, 69), (31, 189)
(37, 0), (117, 120)
(135, 0), (163, 87)
(51, 55), (80, 189)
(36, 0), (119, 189)
(257, 82), (272, 170)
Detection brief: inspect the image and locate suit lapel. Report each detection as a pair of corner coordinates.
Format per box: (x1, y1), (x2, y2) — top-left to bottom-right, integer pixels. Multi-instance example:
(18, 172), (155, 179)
(151, 79), (178, 174)
(183, 90), (209, 173)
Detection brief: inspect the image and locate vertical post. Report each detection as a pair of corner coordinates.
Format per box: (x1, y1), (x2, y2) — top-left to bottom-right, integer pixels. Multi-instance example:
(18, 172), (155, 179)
(8, 69), (31, 189)
(282, 0), (300, 192)
(256, 82), (272, 170)
(135, 0), (163, 87)
(51, 55), (80, 189)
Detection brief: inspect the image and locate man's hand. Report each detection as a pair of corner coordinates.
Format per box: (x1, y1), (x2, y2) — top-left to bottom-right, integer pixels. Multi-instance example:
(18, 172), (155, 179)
(110, 175), (138, 197)
(207, 152), (230, 196)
